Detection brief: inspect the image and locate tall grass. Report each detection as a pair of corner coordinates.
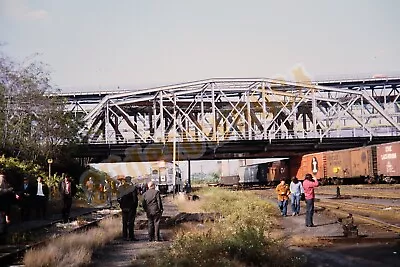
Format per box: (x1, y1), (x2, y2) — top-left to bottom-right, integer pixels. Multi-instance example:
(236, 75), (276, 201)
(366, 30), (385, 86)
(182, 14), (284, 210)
(23, 217), (120, 267)
(148, 188), (303, 267)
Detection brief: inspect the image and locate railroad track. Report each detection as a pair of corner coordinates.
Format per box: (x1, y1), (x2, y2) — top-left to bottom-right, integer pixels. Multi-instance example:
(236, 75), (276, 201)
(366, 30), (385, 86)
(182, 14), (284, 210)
(252, 189), (400, 233)
(0, 207), (121, 266)
(317, 192), (400, 200)
(326, 200), (400, 211)
(316, 201), (400, 234)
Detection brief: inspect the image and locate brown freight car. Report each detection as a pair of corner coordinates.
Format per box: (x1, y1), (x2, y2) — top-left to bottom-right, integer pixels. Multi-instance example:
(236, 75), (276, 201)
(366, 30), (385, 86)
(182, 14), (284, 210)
(376, 141), (400, 183)
(325, 149), (352, 184)
(219, 175), (240, 186)
(294, 152), (326, 181)
(268, 160), (289, 184)
(350, 146), (376, 183)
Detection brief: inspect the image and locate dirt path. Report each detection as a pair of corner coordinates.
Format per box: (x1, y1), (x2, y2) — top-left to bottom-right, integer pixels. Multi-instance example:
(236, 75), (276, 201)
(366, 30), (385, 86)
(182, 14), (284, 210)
(90, 197), (179, 267)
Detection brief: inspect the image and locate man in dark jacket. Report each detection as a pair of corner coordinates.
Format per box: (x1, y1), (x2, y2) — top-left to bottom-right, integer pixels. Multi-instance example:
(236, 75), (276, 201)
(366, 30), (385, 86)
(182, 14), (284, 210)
(34, 176), (49, 219)
(142, 181), (163, 242)
(19, 177), (34, 221)
(117, 176), (138, 241)
(59, 176), (77, 223)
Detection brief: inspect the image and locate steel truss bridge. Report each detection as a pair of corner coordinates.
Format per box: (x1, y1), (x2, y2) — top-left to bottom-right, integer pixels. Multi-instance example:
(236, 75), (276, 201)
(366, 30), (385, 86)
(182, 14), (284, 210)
(62, 77), (400, 161)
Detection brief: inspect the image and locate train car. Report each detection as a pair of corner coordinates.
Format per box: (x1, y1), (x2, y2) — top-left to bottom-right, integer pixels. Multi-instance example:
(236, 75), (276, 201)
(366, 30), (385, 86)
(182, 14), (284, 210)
(151, 161), (183, 194)
(294, 152), (326, 181)
(236, 159), (289, 186)
(268, 160), (289, 184)
(219, 175), (240, 186)
(90, 161), (183, 193)
(324, 146), (377, 184)
(293, 142), (396, 184)
(238, 163), (269, 186)
(376, 141), (400, 183)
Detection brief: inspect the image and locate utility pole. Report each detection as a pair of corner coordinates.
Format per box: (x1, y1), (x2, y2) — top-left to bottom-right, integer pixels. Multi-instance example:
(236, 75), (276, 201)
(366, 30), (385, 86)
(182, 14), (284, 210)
(172, 93), (177, 198)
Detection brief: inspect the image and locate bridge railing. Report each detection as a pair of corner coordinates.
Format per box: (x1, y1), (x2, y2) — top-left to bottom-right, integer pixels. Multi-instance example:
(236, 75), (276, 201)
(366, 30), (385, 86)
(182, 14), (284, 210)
(81, 126), (400, 144)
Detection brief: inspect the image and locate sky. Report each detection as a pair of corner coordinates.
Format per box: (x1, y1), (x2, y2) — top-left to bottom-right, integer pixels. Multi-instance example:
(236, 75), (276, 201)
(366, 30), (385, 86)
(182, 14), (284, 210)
(1, 0), (399, 92)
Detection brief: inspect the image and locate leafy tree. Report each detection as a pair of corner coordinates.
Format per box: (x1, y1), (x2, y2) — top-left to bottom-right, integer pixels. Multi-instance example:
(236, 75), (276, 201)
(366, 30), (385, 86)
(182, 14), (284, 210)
(0, 51), (81, 163)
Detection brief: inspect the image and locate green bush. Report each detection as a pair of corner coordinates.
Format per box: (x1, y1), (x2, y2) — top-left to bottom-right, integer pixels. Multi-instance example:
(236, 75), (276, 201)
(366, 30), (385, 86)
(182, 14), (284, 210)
(0, 155), (47, 186)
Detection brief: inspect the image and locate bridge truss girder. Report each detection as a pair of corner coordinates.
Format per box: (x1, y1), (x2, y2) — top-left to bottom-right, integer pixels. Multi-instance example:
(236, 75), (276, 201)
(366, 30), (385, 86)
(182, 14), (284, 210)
(82, 78), (400, 144)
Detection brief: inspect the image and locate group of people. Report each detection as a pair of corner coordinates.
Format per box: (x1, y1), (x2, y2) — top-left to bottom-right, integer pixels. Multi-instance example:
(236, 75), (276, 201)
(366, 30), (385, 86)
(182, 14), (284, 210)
(276, 173), (319, 227)
(1, 170), (164, 243)
(116, 176), (164, 242)
(0, 173), (78, 233)
(1, 175), (50, 225)
(85, 177), (113, 207)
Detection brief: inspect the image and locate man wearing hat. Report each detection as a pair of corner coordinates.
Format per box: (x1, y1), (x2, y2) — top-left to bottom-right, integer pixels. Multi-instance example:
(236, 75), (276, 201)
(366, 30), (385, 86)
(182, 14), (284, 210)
(117, 176), (138, 241)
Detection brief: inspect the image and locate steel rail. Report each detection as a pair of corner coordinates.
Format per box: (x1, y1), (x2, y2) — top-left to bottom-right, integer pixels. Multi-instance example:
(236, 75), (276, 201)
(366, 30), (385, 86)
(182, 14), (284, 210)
(0, 208), (120, 266)
(316, 201), (400, 234)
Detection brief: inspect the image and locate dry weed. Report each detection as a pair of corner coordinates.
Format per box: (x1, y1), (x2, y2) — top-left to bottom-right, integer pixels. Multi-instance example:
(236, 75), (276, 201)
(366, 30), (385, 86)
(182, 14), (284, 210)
(24, 216), (120, 267)
(173, 193), (205, 213)
(287, 235), (332, 247)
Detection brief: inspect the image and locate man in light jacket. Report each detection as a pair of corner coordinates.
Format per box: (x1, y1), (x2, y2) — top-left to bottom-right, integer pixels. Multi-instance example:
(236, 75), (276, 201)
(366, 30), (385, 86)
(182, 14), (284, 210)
(289, 176), (304, 216)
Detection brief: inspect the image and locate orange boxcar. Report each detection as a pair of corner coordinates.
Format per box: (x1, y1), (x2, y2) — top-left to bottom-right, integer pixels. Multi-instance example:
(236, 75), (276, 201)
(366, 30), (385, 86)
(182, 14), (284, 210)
(294, 152), (326, 180)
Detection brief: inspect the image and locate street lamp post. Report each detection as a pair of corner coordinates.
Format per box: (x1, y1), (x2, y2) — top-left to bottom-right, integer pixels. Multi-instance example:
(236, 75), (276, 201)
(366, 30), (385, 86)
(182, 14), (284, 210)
(47, 159), (53, 199)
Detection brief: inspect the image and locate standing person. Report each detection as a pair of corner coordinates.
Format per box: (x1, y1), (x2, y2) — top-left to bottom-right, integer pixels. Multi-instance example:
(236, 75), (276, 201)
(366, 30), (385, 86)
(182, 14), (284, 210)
(34, 176), (49, 220)
(19, 177), (34, 221)
(276, 178), (290, 217)
(142, 181), (163, 242)
(117, 176), (138, 241)
(59, 176), (77, 223)
(289, 177), (304, 216)
(85, 177), (94, 204)
(303, 173), (319, 227)
(0, 173), (19, 243)
(99, 183), (105, 201)
(104, 179), (112, 208)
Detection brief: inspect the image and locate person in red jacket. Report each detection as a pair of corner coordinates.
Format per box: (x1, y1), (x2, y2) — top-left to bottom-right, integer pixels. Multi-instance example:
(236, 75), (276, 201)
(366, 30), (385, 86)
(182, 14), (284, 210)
(59, 176), (77, 223)
(302, 173), (319, 227)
